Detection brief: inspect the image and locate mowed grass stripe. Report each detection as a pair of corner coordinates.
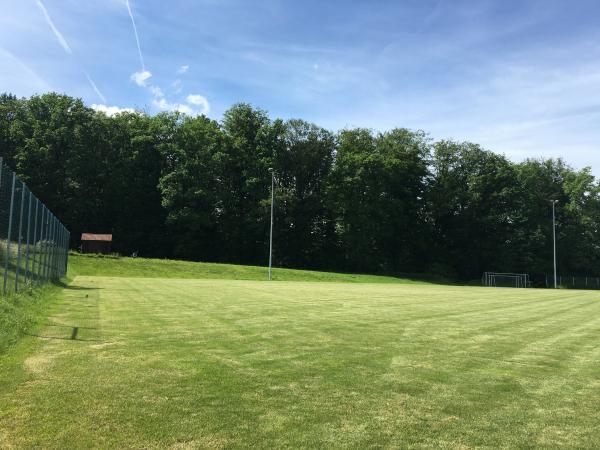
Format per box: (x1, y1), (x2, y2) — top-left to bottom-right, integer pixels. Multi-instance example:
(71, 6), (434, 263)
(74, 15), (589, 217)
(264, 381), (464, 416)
(1, 276), (599, 448)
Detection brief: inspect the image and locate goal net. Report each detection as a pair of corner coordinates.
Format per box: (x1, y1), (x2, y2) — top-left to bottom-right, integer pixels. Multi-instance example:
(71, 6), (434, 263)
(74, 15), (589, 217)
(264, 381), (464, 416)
(482, 272), (530, 288)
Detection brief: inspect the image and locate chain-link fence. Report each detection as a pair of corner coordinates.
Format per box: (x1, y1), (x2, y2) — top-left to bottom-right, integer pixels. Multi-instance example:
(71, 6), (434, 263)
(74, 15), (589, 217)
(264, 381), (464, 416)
(483, 273), (600, 290)
(0, 157), (69, 295)
(543, 275), (600, 290)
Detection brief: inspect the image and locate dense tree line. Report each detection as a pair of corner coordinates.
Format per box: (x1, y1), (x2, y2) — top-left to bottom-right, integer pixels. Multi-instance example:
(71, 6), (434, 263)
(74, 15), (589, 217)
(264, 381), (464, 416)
(1, 92), (599, 281)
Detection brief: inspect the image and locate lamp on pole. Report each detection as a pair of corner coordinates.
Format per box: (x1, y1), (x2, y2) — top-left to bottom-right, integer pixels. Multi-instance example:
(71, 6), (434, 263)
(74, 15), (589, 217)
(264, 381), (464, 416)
(268, 168), (274, 281)
(551, 200), (558, 289)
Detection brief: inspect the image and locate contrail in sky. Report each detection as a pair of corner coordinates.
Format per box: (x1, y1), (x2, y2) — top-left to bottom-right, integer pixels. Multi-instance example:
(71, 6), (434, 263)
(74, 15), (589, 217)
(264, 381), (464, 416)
(35, 0), (108, 103)
(84, 71), (107, 103)
(122, 0), (207, 116)
(35, 0), (72, 54)
(125, 0), (145, 70)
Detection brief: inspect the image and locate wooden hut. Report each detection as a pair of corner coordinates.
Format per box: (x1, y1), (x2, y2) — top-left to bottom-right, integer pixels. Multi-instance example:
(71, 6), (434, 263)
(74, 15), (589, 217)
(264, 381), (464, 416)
(81, 233), (113, 254)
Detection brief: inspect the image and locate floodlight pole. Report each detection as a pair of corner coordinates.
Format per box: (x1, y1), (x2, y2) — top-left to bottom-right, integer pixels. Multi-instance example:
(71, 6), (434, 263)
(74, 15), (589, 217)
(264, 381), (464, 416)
(551, 200), (558, 289)
(268, 168), (274, 281)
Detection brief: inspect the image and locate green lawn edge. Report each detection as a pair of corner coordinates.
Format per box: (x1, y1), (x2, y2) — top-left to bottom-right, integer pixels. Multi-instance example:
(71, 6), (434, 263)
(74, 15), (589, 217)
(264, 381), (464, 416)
(0, 281), (66, 357)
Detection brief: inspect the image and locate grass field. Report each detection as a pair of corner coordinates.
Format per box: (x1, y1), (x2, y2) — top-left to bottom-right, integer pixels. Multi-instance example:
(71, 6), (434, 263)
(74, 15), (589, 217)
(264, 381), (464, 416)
(1, 257), (600, 448)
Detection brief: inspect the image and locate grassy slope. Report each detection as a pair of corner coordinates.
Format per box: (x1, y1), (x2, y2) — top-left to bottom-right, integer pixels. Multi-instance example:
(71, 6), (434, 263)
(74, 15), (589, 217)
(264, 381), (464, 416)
(1, 263), (599, 448)
(0, 283), (64, 355)
(68, 253), (431, 284)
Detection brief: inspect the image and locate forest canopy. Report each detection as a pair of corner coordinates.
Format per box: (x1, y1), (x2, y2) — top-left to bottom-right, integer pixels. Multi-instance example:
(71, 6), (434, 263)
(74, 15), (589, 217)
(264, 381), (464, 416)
(1, 92), (598, 280)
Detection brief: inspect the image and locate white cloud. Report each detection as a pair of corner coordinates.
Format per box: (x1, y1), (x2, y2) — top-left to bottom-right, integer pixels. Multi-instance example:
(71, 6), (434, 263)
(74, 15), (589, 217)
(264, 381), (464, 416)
(131, 70), (152, 86)
(149, 85), (164, 97)
(177, 65), (189, 74)
(174, 104), (194, 115)
(186, 94), (210, 114)
(172, 79), (182, 94)
(91, 104), (135, 116)
(152, 94), (210, 116)
(153, 98), (194, 115)
(35, 0), (72, 54)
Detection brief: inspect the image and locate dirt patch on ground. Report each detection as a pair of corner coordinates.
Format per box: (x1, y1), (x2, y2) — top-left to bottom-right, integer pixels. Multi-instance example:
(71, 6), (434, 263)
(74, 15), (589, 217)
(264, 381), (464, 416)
(23, 353), (54, 375)
(169, 436), (229, 450)
(89, 341), (121, 350)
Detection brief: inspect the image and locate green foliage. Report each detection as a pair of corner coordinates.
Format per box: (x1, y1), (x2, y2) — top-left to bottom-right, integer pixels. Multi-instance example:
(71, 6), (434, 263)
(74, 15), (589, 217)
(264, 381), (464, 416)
(273, 119), (336, 268)
(159, 114), (225, 259)
(329, 128), (431, 273)
(2, 92), (600, 280)
(429, 141), (521, 277)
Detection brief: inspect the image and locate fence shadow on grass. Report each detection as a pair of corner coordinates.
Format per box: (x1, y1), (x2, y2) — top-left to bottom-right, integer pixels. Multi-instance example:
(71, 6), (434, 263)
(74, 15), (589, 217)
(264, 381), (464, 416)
(27, 279), (104, 343)
(24, 331), (103, 342)
(54, 280), (101, 291)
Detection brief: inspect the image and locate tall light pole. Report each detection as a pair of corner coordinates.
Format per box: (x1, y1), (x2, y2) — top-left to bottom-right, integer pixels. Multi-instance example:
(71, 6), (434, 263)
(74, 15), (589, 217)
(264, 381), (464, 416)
(551, 200), (558, 289)
(268, 168), (274, 281)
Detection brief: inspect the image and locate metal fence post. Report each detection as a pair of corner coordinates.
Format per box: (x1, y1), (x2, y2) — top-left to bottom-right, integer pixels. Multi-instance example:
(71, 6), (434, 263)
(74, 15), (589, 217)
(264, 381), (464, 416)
(47, 212), (53, 281)
(51, 217), (57, 279)
(44, 209), (50, 282)
(55, 219), (60, 279)
(62, 227), (68, 276)
(24, 189), (32, 285)
(30, 197), (39, 283)
(3, 172), (16, 294)
(62, 227), (67, 276)
(41, 207), (48, 283)
(62, 227), (67, 275)
(56, 225), (62, 278)
(15, 182), (26, 292)
(15, 184), (24, 289)
(51, 216), (57, 280)
(64, 230), (69, 275)
(37, 207), (43, 283)
(36, 206), (44, 283)
(58, 226), (64, 277)
(41, 207), (48, 282)
(47, 215), (53, 280)
(46, 214), (54, 281)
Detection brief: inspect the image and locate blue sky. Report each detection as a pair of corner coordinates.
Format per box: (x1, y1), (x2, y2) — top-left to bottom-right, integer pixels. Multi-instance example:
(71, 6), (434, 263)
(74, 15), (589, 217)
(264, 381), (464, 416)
(2, 0), (600, 172)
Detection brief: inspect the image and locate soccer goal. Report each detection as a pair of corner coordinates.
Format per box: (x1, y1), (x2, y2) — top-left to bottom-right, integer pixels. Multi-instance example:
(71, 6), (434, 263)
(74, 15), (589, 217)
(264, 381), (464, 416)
(482, 272), (530, 288)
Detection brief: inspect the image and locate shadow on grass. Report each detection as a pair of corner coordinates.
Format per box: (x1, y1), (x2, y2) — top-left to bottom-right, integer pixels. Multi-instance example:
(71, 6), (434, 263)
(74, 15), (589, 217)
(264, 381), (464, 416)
(27, 278), (103, 342)
(42, 323), (97, 330)
(24, 332), (103, 342)
(55, 280), (100, 291)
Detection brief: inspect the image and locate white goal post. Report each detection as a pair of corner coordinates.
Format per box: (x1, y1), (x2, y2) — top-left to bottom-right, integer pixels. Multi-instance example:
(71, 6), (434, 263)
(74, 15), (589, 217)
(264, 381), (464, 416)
(483, 272), (530, 288)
